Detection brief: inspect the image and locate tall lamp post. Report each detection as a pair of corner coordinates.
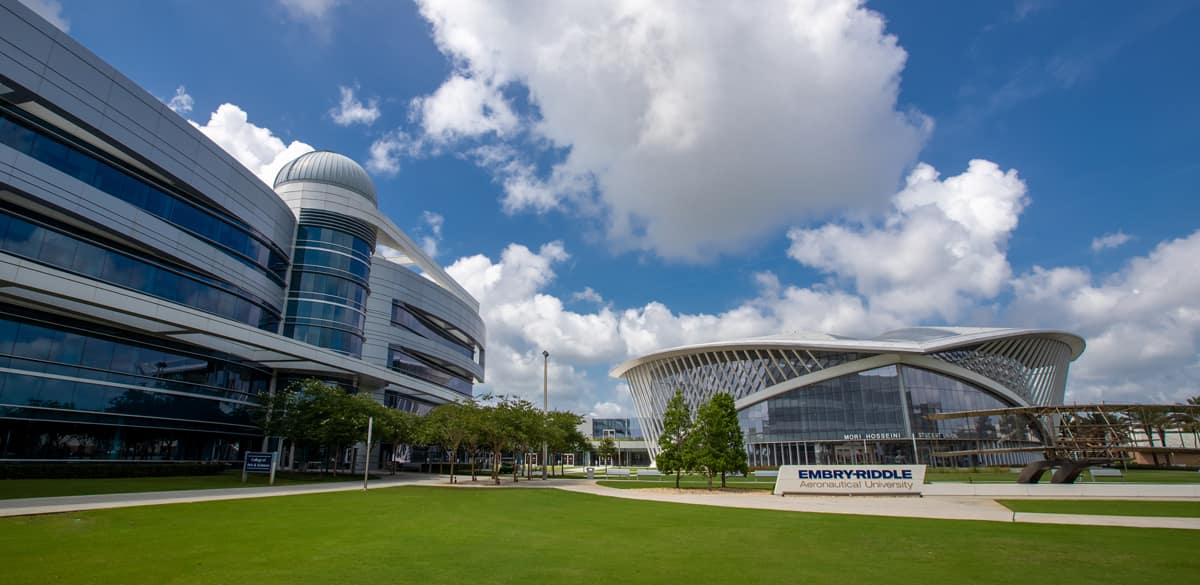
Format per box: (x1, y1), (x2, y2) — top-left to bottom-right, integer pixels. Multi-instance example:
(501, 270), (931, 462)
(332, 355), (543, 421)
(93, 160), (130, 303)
(542, 350), (549, 480)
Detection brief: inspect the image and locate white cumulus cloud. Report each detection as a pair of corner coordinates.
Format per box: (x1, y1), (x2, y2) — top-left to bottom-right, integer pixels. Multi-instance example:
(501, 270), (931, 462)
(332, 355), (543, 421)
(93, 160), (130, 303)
(405, 0), (930, 259)
(278, 0), (340, 21)
(1011, 230), (1200, 403)
(330, 86), (381, 127)
(189, 103), (314, 187)
(166, 86), (194, 115)
(1091, 230), (1132, 252)
(788, 159), (1027, 323)
(418, 211), (444, 258)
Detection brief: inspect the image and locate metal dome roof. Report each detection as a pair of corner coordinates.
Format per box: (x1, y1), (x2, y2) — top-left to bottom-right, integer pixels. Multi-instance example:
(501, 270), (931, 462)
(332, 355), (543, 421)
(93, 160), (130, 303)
(274, 150), (378, 205)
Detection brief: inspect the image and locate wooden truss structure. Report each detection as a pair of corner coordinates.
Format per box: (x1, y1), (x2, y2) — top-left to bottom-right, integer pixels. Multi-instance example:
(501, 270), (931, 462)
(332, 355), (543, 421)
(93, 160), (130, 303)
(927, 403), (1200, 483)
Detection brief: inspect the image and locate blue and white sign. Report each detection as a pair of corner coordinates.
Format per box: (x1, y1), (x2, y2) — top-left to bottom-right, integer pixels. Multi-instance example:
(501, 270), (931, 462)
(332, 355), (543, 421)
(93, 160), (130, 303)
(244, 452), (276, 473)
(242, 451), (278, 485)
(773, 465), (926, 495)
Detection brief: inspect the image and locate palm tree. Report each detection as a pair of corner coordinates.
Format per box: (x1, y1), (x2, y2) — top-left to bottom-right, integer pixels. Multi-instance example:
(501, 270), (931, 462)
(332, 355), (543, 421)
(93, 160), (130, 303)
(1176, 397), (1200, 447)
(1126, 407), (1170, 466)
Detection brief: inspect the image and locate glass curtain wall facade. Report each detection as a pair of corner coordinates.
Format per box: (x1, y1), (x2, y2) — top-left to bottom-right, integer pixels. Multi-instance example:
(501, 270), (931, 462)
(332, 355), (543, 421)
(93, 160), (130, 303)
(0, 0), (486, 464)
(614, 328), (1082, 469)
(739, 365), (1043, 467)
(283, 210), (376, 357)
(0, 304), (270, 459)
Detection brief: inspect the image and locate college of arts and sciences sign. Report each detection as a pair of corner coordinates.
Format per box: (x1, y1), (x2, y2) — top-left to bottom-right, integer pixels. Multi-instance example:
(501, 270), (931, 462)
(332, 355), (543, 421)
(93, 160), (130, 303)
(773, 465), (926, 496)
(242, 451), (278, 484)
(244, 452), (276, 473)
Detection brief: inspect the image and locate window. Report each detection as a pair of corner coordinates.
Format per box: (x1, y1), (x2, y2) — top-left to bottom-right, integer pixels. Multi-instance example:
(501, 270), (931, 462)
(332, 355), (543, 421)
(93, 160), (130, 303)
(0, 108), (289, 284)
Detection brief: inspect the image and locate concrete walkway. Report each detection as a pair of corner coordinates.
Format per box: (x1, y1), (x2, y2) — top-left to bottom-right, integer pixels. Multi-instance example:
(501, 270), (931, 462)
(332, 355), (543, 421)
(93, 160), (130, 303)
(0, 473), (443, 518)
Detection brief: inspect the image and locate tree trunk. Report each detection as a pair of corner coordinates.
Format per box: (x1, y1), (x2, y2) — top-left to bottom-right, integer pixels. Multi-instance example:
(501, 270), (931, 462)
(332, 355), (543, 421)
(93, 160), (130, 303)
(707, 471), (713, 489)
(721, 472), (726, 488)
(675, 470), (681, 489)
(450, 455), (456, 484)
(470, 448), (477, 482)
(332, 444), (339, 477)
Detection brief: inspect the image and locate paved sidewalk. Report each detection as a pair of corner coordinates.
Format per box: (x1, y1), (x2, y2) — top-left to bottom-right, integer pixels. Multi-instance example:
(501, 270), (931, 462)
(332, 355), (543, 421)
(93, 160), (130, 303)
(0, 473), (442, 518)
(555, 483), (1200, 530)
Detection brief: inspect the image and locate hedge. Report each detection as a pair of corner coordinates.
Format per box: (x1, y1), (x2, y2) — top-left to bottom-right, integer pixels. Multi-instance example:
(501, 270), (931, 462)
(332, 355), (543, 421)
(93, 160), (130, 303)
(0, 462), (227, 480)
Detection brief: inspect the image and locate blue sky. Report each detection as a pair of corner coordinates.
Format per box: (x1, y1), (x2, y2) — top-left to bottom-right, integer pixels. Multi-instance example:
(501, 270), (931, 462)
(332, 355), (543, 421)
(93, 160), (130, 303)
(27, 0), (1200, 414)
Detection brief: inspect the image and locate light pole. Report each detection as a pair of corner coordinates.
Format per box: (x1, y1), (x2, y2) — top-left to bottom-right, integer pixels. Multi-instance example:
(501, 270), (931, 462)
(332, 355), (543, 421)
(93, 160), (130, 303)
(542, 349), (549, 480)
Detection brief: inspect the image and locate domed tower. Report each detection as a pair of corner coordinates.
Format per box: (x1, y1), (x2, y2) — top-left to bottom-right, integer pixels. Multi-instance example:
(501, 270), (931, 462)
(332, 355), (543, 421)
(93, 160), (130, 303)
(273, 149), (485, 412)
(275, 151), (379, 358)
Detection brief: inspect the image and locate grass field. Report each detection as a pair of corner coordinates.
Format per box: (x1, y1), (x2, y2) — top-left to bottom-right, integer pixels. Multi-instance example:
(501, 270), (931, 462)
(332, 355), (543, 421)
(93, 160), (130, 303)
(998, 499), (1200, 518)
(924, 468), (1200, 484)
(0, 471), (371, 500)
(2, 486), (1197, 585)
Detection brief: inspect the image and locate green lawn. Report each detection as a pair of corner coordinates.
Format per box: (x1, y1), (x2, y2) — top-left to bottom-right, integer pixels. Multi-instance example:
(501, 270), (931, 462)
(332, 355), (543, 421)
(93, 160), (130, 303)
(998, 499), (1200, 518)
(2, 487), (1196, 585)
(925, 468), (1200, 484)
(597, 478), (775, 490)
(0, 471), (371, 500)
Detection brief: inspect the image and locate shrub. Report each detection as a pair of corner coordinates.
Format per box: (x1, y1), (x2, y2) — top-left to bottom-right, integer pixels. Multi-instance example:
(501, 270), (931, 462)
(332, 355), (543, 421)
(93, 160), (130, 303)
(0, 462), (227, 479)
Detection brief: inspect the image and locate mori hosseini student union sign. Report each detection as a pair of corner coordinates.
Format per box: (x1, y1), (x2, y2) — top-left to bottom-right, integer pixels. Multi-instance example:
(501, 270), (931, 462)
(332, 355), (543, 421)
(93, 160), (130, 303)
(773, 465), (927, 496)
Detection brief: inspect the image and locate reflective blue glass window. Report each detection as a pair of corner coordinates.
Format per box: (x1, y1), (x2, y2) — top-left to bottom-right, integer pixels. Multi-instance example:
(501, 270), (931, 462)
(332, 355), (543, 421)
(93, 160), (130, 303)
(387, 347), (473, 396)
(0, 109), (289, 284)
(0, 205), (280, 330)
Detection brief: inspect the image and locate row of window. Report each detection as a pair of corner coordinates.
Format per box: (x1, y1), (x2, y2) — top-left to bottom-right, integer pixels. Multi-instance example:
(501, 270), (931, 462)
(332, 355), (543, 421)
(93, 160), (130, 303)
(0, 306), (272, 399)
(391, 303), (477, 361)
(289, 272), (368, 311)
(383, 390), (435, 415)
(283, 324), (364, 358)
(284, 221), (373, 358)
(388, 347), (473, 396)
(284, 300), (366, 333)
(737, 366), (1032, 443)
(0, 373), (257, 428)
(0, 107), (289, 284)
(292, 247), (371, 284)
(0, 203), (282, 330)
(0, 419), (254, 460)
(295, 225), (373, 263)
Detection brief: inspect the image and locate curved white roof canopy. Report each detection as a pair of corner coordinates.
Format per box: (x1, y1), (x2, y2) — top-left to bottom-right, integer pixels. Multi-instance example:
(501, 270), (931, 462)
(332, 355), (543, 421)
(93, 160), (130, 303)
(609, 326), (1085, 378)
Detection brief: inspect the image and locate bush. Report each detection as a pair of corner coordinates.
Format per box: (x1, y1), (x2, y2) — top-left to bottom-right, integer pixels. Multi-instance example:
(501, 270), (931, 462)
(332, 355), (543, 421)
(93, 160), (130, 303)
(0, 462), (227, 480)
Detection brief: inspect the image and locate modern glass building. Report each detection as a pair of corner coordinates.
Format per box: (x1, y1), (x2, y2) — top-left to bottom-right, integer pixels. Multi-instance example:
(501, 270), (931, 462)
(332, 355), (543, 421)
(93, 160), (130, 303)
(611, 328), (1085, 467)
(0, 1), (484, 465)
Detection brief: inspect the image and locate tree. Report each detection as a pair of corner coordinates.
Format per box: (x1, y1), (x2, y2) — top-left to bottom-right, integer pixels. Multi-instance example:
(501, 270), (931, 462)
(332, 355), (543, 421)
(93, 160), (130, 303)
(456, 398), (483, 481)
(261, 378), (376, 476)
(312, 387), (376, 476)
(656, 390), (695, 488)
(498, 398), (542, 482)
(422, 402), (473, 483)
(477, 396), (519, 484)
(1127, 407), (1170, 466)
(694, 393), (748, 488)
(544, 410), (587, 477)
(597, 436), (616, 473)
(374, 406), (418, 474)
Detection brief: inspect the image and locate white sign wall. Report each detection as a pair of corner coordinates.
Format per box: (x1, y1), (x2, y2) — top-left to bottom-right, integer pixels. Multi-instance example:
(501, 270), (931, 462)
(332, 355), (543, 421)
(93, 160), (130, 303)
(773, 465), (926, 495)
